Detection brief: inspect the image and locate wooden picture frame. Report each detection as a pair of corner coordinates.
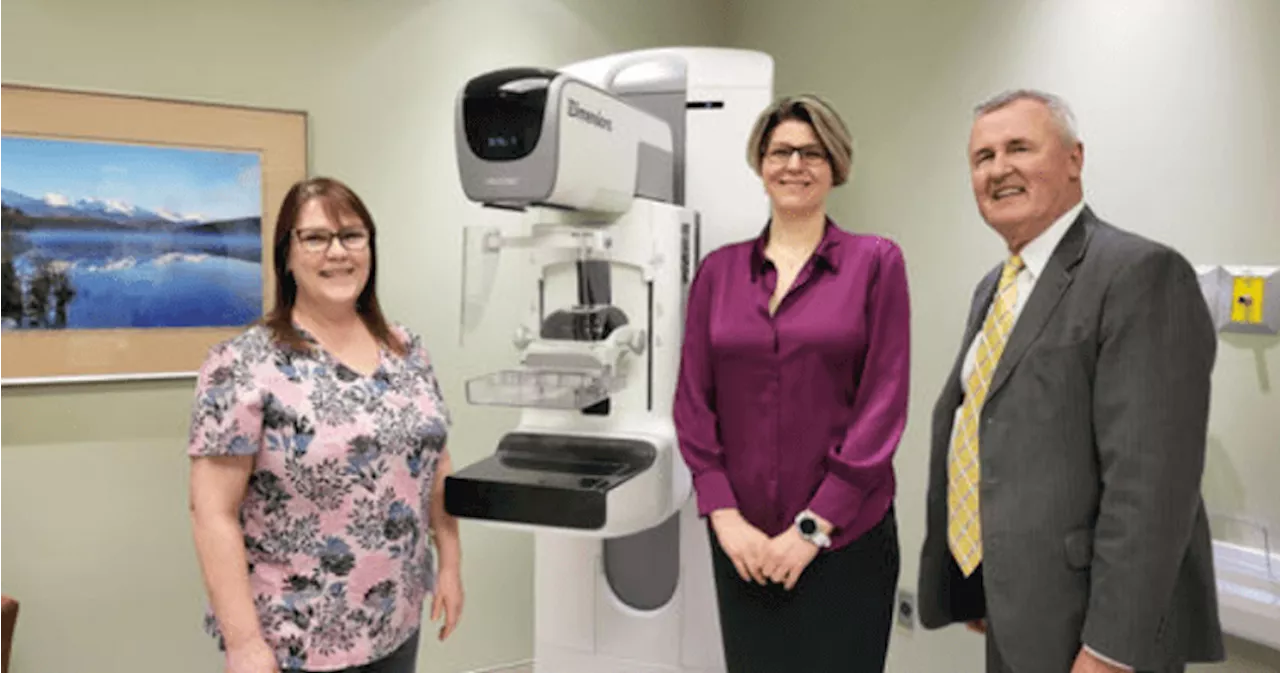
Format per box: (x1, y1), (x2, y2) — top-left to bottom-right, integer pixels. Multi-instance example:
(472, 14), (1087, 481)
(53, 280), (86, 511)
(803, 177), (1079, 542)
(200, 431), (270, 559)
(0, 85), (307, 385)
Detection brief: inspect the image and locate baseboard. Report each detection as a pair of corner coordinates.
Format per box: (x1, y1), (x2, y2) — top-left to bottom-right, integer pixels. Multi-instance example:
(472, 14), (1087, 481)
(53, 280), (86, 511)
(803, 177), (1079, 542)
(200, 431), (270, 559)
(465, 659), (534, 673)
(1214, 540), (1280, 652)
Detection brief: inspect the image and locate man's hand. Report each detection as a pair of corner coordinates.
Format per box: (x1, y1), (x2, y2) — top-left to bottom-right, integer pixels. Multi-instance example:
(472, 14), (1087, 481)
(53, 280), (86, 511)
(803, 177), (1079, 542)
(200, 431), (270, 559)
(760, 526), (820, 590)
(709, 509), (770, 584)
(431, 565), (464, 641)
(1070, 647), (1129, 673)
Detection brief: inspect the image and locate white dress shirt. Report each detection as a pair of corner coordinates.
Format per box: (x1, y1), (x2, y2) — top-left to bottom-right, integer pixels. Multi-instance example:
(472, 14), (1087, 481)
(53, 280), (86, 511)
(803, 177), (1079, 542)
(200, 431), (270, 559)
(955, 199), (1084, 394)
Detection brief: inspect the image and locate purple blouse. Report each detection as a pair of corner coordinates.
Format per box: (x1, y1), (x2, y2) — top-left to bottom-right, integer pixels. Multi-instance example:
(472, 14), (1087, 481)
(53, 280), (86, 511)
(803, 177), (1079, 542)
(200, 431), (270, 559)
(673, 219), (911, 549)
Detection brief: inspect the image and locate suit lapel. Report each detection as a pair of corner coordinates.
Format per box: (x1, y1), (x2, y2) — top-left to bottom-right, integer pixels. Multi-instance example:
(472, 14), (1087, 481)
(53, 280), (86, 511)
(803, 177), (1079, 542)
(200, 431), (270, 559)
(933, 269), (999, 449)
(961, 277), (998, 368)
(986, 208), (1094, 400)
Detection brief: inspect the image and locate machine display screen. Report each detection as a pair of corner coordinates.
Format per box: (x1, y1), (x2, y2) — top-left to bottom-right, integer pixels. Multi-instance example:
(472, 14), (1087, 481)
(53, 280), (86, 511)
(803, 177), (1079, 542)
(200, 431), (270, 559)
(462, 67), (556, 162)
(486, 135), (520, 150)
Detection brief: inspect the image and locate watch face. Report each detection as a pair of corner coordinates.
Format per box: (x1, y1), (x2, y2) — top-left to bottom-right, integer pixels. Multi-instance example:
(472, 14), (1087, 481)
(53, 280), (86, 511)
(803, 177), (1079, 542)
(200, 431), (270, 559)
(799, 518), (816, 535)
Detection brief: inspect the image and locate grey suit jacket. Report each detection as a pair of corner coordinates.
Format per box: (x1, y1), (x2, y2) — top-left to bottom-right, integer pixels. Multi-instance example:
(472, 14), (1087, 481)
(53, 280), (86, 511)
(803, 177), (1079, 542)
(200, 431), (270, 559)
(917, 206), (1226, 672)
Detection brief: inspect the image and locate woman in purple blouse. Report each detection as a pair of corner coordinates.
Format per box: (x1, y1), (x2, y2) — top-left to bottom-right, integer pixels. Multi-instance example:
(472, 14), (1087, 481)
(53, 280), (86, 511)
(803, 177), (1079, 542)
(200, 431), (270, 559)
(673, 95), (910, 672)
(187, 177), (464, 673)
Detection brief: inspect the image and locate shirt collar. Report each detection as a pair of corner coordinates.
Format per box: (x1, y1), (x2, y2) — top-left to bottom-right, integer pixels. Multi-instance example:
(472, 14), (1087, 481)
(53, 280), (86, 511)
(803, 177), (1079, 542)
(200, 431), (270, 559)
(750, 216), (842, 280)
(1017, 199), (1084, 279)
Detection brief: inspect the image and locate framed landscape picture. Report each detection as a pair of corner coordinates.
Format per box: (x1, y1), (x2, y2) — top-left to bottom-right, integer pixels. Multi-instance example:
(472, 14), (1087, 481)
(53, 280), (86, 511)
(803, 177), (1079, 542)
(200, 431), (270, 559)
(0, 85), (307, 384)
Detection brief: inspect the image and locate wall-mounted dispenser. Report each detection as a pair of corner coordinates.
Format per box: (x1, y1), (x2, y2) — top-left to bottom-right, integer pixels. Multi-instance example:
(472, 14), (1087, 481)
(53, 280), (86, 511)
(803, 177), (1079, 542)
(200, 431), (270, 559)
(1194, 265), (1278, 335)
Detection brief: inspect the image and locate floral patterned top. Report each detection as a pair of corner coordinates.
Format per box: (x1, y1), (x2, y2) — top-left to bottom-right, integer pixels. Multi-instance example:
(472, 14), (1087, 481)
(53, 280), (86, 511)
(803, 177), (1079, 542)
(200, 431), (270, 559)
(187, 322), (450, 671)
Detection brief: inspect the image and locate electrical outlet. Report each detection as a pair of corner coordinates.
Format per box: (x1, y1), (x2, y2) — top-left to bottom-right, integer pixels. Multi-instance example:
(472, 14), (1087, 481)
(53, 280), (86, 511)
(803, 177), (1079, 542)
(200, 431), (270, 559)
(895, 589), (917, 630)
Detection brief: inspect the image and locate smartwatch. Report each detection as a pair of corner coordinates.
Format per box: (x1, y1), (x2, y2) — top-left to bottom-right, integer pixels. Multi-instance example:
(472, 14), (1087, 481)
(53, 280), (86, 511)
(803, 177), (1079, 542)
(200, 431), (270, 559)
(794, 511), (831, 548)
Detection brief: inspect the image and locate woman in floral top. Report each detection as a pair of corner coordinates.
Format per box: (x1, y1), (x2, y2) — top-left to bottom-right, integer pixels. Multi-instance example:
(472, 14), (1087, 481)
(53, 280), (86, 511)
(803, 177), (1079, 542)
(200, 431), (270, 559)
(187, 177), (463, 673)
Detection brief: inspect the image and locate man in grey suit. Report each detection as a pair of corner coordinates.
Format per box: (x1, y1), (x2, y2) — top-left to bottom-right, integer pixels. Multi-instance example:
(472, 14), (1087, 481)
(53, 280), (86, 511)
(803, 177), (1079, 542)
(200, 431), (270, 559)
(917, 89), (1226, 673)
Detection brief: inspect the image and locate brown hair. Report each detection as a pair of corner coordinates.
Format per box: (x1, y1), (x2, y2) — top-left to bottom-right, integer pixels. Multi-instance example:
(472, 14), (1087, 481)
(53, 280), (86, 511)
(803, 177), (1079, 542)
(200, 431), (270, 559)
(263, 176), (405, 355)
(745, 93), (855, 186)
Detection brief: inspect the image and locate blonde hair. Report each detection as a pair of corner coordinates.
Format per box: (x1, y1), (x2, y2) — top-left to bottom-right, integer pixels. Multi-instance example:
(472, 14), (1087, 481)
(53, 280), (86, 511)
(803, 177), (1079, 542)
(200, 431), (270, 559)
(745, 93), (854, 186)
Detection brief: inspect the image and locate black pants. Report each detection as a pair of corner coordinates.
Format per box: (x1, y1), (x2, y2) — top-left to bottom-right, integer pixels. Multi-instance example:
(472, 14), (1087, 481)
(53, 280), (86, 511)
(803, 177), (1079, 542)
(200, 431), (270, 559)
(709, 507), (900, 673)
(286, 630), (420, 673)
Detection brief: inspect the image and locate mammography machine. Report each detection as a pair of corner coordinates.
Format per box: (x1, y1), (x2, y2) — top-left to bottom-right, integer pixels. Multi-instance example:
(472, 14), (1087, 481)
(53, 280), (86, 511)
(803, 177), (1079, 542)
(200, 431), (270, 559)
(445, 48), (774, 672)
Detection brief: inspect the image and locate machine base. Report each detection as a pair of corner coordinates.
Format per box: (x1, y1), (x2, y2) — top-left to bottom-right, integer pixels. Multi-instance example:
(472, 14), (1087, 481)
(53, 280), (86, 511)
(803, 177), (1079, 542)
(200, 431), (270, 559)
(530, 502), (727, 673)
(532, 647), (723, 673)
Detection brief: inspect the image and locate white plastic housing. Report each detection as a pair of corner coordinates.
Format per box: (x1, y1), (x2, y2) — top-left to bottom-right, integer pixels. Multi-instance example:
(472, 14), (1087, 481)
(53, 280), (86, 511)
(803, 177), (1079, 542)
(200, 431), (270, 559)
(547, 78), (673, 213)
(455, 71), (673, 215)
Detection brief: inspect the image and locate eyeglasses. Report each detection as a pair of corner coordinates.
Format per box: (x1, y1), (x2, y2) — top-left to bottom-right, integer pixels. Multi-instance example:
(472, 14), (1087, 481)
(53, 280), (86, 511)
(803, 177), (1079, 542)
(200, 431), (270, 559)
(764, 144), (829, 165)
(294, 228), (370, 253)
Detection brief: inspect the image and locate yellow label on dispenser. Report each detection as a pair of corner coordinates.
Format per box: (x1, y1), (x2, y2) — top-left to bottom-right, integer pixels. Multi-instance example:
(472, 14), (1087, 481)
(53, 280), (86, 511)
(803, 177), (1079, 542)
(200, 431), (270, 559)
(1230, 276), (1264, 324)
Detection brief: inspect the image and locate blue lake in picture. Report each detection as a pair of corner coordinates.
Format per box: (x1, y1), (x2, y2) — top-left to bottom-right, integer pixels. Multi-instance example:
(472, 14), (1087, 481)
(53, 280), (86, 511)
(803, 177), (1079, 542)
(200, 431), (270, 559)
(5, 229), (263, 330)
(1, 134), (266, 332)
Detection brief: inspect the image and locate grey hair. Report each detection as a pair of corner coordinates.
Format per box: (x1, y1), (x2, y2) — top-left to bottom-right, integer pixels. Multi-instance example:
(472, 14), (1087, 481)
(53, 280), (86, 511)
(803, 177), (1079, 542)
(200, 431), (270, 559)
(975, 89), (1080, 145)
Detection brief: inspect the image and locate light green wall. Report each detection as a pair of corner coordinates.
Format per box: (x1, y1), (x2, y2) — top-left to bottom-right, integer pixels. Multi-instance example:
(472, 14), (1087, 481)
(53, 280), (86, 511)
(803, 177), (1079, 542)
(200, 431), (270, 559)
(0, 1), (728, 671)
(726, 0), (1280, 671)
(5, 1), (1279, 672)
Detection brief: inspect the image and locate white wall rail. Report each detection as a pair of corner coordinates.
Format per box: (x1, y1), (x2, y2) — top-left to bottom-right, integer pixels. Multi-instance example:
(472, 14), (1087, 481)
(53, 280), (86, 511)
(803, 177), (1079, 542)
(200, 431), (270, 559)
(1209, 513), (1280, 651)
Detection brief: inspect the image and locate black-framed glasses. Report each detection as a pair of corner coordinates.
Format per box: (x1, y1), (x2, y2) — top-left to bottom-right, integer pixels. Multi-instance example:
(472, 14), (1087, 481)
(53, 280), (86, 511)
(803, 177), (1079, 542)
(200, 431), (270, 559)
(764, 144), (828, 165)
(294, 228), (370, 253)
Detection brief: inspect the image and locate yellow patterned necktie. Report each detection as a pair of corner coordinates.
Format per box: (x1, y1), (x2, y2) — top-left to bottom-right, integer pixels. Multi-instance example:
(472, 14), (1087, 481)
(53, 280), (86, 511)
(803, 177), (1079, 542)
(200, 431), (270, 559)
(948, 254), (1024, 577)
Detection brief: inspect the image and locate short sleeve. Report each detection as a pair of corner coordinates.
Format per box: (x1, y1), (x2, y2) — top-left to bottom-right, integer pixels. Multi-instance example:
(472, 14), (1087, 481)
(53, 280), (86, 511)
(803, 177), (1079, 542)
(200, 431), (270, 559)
(187, 341), (264, 457)
(397, 324), (452, 428)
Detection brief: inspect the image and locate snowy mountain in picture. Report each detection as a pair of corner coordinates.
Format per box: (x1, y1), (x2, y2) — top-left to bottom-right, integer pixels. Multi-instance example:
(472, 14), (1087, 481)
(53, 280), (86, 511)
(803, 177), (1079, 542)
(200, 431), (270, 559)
(1, 188), (209, 226)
